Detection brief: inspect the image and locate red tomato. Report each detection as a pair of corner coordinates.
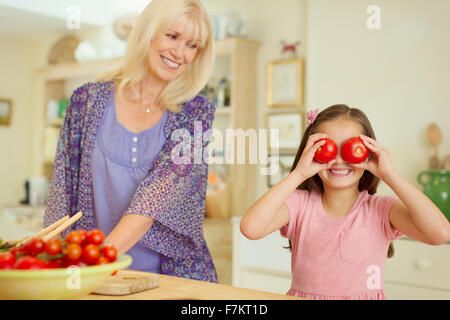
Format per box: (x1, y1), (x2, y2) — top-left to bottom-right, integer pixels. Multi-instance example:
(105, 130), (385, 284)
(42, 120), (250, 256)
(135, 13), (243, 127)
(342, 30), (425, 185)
(45, 239), (62, 255)
(46, 259), (63, 269)
(23, 238), (46, 256)
(14, 256), (47, 270)
(314, 138), (338, 163)
(62, 257), (87, 268)
(97, 256), (109, 265)
(341, 137), (370, 164)
(66, 231), (84, 245)
(79, 230), (88, 246)
(101, 246), (117, 262)
(82, 244), (100, 265)
(66, 243), (82, 260)
(0, 252), (16, 269)
(86, 229), (104, 246)
(9, 246), (24, 258)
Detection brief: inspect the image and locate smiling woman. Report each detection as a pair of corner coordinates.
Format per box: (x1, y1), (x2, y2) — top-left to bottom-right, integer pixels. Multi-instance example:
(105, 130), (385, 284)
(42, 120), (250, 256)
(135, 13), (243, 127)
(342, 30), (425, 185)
(44, 0), (218, 283)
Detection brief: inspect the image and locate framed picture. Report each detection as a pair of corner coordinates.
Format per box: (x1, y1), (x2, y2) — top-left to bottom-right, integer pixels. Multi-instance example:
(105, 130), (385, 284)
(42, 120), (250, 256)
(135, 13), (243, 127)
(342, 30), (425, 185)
(267, 112), (304, 152)
(0, 99), (12, 126)
(267, 153), (297, 188)
(267, 58), (304, 107)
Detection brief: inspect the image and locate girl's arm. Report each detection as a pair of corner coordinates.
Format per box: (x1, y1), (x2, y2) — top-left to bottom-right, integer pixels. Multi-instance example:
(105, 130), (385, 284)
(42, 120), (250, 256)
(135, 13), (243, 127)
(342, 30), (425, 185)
(241, 133), (336, 240)
(355, 135), (450, 245)
(105, 215), (154, 254)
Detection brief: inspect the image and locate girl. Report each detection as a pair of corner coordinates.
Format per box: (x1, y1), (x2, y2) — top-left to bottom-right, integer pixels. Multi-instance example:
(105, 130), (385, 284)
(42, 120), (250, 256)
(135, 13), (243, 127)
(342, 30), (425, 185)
(241, 104), (450, 299)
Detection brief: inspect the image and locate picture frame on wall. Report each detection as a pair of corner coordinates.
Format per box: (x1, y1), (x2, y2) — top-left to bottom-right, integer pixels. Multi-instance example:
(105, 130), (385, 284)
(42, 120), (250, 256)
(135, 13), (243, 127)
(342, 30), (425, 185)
(0, 98), (12, 126)
(267, 153), (297, 188)
(267, 111), (304, 152)
(267, 58), (304, 107)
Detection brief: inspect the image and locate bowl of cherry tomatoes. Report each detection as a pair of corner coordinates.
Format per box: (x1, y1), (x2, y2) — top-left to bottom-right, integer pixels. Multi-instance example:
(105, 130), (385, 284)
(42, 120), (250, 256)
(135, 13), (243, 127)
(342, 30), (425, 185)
(0, 229), (132, 300)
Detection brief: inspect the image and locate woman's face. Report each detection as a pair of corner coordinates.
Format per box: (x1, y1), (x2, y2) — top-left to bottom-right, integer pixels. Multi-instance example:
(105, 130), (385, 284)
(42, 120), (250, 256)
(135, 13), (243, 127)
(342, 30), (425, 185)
(316, 117), (366, 191)
(147, 19), (201, 84)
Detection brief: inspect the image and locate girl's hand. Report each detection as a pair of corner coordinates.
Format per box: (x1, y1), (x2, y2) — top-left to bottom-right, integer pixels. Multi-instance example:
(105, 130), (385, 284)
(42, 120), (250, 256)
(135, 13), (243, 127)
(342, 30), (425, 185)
(350, 134), (396, 180)
(293, 133), (337, 180)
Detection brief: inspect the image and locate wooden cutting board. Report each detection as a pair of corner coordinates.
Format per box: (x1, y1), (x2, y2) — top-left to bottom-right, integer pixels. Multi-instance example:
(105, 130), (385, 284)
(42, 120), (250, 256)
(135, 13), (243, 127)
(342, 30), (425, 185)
(92, 270), (159, 296)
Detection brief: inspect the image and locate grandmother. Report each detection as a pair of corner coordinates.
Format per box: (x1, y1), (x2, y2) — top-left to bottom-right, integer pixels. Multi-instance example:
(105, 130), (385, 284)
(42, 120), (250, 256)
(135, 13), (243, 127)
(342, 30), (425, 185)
(43, 0), (218, 282)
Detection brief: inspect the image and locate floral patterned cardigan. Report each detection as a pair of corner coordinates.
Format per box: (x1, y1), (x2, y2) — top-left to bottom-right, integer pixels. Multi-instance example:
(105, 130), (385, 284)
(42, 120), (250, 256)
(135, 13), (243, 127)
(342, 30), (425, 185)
(43, 81), (218, 282)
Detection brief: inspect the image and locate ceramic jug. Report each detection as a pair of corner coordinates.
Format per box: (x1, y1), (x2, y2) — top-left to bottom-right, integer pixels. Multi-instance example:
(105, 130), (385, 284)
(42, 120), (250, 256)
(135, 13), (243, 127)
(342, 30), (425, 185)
(417, 170), (449, 221)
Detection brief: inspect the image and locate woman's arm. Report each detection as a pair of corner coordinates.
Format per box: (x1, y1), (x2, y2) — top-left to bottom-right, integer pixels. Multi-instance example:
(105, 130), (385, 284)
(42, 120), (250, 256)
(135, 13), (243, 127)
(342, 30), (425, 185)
(105, 215), (155, 254)
(241, 133), (336, 240)
(355, 135), (450, 245)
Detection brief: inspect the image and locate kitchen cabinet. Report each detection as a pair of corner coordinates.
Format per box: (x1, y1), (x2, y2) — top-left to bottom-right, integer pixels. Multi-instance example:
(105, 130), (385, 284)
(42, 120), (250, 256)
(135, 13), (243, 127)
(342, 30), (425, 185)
(384, 238), (450, 299)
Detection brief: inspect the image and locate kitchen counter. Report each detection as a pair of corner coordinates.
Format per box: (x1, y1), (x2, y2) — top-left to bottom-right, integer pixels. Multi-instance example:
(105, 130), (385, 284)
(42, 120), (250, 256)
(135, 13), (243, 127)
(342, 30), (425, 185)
(81, 271), (302, 300)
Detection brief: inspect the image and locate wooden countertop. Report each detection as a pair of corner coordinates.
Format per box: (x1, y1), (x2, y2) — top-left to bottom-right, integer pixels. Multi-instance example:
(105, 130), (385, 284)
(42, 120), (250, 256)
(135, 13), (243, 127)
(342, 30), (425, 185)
(80, 272), (302, 300)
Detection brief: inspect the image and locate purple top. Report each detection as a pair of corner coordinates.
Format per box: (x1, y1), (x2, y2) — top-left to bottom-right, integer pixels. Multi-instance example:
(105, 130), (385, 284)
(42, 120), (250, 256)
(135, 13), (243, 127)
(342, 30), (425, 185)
(44, 81), (218, 282)
(92, 89), (167, 273)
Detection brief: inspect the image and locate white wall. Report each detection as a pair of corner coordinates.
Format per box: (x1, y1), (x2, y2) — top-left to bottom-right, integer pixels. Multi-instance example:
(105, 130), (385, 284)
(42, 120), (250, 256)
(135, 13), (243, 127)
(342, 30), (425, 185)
(305, 0), (450, 195)
(0, 33), (37, 207)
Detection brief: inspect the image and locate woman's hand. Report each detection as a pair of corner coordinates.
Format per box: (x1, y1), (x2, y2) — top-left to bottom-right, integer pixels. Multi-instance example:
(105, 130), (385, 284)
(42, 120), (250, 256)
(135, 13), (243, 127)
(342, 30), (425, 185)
(350, 134), (395, 180)
(292, 133), (337, 181)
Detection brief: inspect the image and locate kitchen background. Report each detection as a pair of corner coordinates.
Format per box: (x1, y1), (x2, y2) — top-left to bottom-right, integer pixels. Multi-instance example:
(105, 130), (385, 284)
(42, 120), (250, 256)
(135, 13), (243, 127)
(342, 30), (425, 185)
(0, 0), (449, 299)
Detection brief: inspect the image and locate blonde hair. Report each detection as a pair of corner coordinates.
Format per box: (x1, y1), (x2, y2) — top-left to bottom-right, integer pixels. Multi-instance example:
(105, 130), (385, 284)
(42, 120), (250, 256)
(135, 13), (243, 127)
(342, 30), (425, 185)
(98, 0), (215, 113)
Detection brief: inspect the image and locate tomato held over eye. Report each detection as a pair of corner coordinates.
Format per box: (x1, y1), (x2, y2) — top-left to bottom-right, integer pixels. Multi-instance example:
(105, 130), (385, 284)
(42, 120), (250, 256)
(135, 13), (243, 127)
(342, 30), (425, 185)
(314, 138), (338, 163)
(341, 137), (370, 164)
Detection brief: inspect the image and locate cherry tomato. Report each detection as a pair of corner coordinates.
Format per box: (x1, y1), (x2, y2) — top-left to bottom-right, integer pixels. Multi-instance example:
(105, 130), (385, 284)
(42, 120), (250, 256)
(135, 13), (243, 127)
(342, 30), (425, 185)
(66, 243), (82, 260)
(0, 252), (16, 269)
(79, 230), (88, 246)
(86, 229), (104, 246)
(66, 231), (84, 245)
(82, 244), (100, 265)
(101, 246), (117, 262)
(23, 239), (46, 256)
(97, 256), (109, 265)
(14, 256), (47, 270)
(314, 138), (338, 163)
(46, 259), (63, 269)
(62, 257), (87, 268)
(341, 137), (370, 164)
(45, 239), (62, 255)
(9, 246), (24, 258)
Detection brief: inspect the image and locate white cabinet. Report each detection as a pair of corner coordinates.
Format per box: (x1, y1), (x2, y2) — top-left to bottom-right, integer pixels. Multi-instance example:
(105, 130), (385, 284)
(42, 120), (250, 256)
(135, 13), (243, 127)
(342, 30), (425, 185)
(384, 238), (450, 299)
(231, 217), (292, 294)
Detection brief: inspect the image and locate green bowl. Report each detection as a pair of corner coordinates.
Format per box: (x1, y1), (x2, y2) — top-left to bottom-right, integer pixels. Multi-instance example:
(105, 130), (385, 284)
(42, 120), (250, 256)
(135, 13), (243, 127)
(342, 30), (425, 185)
(0, 254), (132, 300)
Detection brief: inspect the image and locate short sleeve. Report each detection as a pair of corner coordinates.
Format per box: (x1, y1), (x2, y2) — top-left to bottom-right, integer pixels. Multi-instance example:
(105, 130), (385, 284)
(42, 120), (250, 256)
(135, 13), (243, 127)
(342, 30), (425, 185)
(280, 189), (309, 239)
(380, 196), (403, 241)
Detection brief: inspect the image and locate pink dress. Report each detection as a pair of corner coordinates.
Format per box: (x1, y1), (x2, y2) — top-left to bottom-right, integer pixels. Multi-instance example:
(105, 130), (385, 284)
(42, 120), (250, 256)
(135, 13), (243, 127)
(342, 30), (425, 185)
(280, 189), (403, 300)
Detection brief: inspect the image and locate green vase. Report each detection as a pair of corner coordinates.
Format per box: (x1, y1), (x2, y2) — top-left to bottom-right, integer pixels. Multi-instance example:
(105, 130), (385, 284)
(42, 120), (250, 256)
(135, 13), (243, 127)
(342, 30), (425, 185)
(417, 170), (450, 221)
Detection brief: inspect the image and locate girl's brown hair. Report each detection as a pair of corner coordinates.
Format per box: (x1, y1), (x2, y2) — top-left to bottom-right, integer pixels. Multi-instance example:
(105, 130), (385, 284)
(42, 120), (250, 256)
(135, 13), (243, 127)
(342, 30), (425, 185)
(286, 104), (394, 258)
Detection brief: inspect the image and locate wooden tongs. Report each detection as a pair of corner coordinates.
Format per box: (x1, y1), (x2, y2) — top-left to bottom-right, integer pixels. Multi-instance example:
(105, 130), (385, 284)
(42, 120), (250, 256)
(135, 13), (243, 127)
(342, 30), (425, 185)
(1, 211), (82, 249)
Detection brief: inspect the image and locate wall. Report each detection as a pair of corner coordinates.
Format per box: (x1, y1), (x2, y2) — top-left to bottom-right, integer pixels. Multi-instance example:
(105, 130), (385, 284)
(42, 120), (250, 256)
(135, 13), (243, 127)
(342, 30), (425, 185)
(0, 33), (37, 207)
(305, 0), (450, 195)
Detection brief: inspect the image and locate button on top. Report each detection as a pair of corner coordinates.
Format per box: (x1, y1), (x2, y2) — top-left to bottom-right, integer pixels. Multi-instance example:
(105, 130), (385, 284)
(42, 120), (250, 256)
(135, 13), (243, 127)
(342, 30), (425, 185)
(133, 137), (138, 142)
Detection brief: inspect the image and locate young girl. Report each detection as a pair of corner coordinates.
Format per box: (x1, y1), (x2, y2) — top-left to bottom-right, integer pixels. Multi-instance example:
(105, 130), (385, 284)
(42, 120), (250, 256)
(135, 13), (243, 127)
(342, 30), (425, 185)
(241, 104), (450, 300)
